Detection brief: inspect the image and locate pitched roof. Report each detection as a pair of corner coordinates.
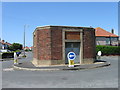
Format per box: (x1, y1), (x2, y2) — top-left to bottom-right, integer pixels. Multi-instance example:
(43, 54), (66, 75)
(95, 27), (119, 37)
(6, 43), (12, 46)
(0, 40), (12, 45)
(25, 46), (29, 49)
(30, 46), (33, 48)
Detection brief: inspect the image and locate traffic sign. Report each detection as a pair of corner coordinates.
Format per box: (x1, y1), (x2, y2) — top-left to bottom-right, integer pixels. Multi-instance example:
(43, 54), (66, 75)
(67, 52), (76, 60)
(67, 52), (76, 67)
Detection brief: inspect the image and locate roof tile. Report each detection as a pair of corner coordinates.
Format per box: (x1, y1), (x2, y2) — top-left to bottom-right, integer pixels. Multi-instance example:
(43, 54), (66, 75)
(95, 27), (119, 37)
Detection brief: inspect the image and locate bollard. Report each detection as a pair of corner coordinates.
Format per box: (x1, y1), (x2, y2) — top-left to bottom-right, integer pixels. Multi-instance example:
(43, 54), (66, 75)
(97, 51), (102, 60)
(68, 60), (74, 67)
(67, 52), (76, 67)
(14, 52), (18, 65)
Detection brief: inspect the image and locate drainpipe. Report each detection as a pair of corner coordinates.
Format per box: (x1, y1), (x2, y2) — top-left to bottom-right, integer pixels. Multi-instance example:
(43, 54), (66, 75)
(109, 35), (112, 46)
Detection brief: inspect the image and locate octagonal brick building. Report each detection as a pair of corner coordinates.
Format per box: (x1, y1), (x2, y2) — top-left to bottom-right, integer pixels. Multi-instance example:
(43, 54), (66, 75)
(32, 25), (96, 66)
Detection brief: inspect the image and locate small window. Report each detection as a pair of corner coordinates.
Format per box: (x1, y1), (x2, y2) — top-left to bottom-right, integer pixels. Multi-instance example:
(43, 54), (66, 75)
(65, 32), (80, 40)
(106, 37), (110, 45)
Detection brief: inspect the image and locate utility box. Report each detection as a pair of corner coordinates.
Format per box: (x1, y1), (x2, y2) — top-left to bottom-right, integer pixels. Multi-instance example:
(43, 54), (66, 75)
(32, 25), (96, 66)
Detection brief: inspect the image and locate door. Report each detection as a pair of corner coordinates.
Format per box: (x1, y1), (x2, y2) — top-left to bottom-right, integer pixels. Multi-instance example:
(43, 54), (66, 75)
(65, 42), (80, 64)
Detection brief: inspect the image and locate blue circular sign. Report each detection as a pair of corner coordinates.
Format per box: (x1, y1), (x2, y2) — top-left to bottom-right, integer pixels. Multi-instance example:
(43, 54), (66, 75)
(67, 52), (76, 60)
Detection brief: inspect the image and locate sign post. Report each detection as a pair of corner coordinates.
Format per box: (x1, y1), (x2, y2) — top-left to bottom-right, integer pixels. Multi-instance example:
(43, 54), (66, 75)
(67, 51), (76, 67)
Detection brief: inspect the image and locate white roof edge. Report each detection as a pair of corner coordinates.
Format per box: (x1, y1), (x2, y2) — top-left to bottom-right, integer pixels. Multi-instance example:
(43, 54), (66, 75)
(36, 25), (94, 28)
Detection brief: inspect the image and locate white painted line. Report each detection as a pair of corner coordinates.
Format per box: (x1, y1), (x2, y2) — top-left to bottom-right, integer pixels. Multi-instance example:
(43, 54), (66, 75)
(3, 68), (14, 71)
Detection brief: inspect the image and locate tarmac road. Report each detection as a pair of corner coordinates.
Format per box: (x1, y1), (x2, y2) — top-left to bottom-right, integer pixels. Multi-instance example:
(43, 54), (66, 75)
(2, 52), (118, 88)
(2, 51), (33, 69)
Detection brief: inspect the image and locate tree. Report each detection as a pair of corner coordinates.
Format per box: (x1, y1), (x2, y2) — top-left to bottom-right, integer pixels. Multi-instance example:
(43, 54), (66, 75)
(8, 43), (23, 51)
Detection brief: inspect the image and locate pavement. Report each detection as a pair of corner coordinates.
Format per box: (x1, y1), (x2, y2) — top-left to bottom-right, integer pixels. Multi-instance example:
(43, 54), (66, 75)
(1, 51), (111, 71)
(13, 60), (111, 71)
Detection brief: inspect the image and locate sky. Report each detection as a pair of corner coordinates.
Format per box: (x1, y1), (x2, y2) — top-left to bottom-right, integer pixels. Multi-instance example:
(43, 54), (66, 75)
(2, 2), (118, 47)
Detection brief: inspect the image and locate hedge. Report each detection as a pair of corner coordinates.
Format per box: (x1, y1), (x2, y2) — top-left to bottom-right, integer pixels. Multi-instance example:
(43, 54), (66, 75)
(0, 52), (14, 59)
(96, 45), (120, 55)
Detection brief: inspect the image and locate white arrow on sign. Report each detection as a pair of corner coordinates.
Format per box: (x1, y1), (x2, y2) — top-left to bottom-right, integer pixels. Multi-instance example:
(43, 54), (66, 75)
(69, 55), (75, 57)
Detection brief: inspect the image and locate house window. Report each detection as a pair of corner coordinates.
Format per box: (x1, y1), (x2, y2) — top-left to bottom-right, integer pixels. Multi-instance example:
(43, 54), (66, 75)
(111, 37), (118, 41)
(106, 37), (110, 45)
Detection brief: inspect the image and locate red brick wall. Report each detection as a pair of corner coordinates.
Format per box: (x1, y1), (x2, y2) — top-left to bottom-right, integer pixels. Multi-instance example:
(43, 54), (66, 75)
(51, 27), (62, 60)
(33, 30), (38, 59)
(33, 29), (52, 60)
(38, 29), (52, 60)
(33, 27), (63, 61)
(83, 28), (96, 59)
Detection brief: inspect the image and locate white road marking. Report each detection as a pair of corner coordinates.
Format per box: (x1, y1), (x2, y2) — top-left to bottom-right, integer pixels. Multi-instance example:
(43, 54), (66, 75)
(3, 68), (14, 71)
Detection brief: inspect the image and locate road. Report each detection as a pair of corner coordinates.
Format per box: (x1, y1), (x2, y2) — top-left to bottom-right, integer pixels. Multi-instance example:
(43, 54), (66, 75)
(1, 52), (118, 88)
(2, 52), (33, 69)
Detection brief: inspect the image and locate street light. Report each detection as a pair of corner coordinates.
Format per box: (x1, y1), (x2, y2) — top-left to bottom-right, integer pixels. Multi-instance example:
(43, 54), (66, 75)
(23, 25), (26, 57)
(23, 24), (29, 57)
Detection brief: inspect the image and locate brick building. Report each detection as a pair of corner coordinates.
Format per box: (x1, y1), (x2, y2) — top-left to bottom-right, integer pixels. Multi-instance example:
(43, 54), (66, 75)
(32, 25), (96, 66)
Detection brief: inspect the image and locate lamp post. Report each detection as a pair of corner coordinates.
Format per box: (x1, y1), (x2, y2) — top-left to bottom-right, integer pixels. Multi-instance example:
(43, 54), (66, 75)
(23, 24), (27, 57)
(23, 24), (29, 57)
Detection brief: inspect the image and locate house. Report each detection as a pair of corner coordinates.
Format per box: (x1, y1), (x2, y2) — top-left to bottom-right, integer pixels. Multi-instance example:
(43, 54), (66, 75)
(24, 46), (29, 50)
(24, 46), (33, 50)
(29, 46), (33, 50)
(95, 27), (119, 46)
(0, 40), (12, 49)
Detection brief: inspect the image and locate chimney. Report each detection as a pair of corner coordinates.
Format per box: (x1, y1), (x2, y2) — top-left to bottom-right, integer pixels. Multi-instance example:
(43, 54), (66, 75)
(111, 29), (114, 34)
(2, 40), (4, 42)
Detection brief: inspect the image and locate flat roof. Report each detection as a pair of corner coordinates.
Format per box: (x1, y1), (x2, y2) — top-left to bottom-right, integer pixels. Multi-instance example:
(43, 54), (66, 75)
(36, 25), (94, 29)
(33, 25), (95, 34)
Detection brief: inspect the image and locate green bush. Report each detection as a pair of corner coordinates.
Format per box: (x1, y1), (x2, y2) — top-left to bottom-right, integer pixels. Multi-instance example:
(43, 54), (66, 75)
(1, 52), (14, 59)
(14, 50), (21, 52)
(25, 49), (32, 52)
(96, 45), (120, 55)
(22, 55), (27, 57)
(8, 43), (22, 51)
(25, 49), (29, 52)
